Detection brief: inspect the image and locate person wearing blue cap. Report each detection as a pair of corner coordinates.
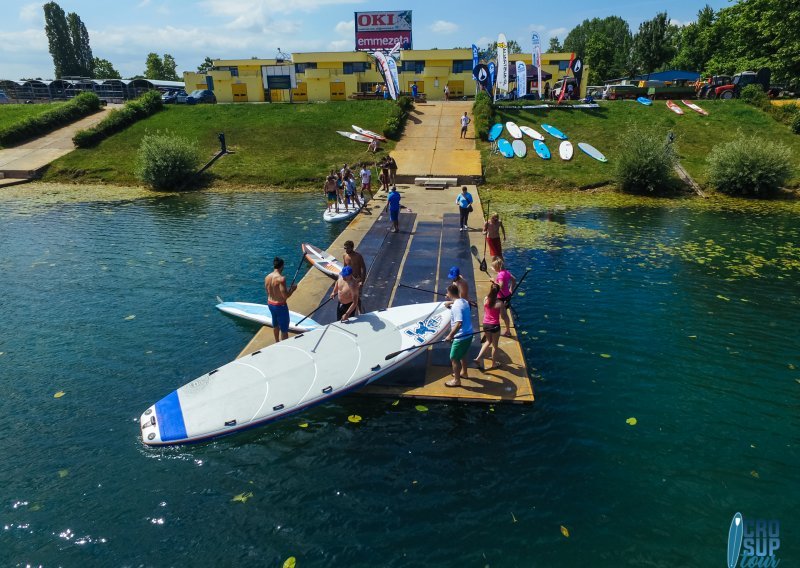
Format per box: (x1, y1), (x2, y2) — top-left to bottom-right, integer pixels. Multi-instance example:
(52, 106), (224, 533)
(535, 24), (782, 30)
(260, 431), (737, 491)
(331, 265), (360, 322)
(448, 266), (469, 302)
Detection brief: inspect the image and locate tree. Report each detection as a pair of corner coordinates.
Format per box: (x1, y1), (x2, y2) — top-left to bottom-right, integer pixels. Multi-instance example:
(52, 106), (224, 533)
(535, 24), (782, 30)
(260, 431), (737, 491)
(93, 57), (121, 79)
(197, 56), (214, 74)
(633, 12), (677, 75)
(547, 36), (563, 53)
(145, 53), (179, 80)
(585, 32), (616, 83)
(563, 16), (633, 82)
(484, 39), (523, 62)
(67, 12), (93, 77)
(670, 5), (716, 72)
(44, 2), (75, 78)
(162, 54), (179, 80)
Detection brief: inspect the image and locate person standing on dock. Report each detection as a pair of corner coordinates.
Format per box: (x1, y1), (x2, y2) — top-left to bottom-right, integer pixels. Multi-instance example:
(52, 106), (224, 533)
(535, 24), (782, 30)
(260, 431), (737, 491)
(473, 283), (504, 370)
(344, 240), (366, 313)
(448, 266), (470, 303)
(492, 257), (516, 337)
(456, 186), (474, 231)
(483, 212), (506, 258)
(264, 257), (297, 343)
(359, 165), (372, 199)
(324, 173), (339, 213)
(380, 159), (390, 192)
(331, 266), (360, 322)
(386, 155), (398, 186)
(386, 185), (402, 232)
(460, 112), (470, 138)
(444, 283), (473, 388)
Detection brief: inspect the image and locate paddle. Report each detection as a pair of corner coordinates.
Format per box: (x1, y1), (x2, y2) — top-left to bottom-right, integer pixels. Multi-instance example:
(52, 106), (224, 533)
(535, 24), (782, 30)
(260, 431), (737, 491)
(288, 254), (306, 288)
(480, 199), (490, 272)
(506, 268), (530, 301)
(397, 283), (478, 307)
(296, 294), (336, 326)
(384, 327), (516, 361)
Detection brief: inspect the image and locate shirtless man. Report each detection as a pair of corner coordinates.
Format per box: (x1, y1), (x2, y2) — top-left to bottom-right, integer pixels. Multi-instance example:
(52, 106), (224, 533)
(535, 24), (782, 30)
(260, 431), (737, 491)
(331, 265), (360, 322)
(483, 212), (506, 259)
(447, 266), (469, 302)
(343, 240), (366, 312)
(264, 256), (297, 342)
(323, 173), (339, 213)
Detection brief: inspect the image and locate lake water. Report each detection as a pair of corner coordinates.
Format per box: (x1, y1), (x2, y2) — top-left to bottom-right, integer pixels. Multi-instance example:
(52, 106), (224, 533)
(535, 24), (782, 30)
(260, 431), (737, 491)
(1, 190), (797, 567)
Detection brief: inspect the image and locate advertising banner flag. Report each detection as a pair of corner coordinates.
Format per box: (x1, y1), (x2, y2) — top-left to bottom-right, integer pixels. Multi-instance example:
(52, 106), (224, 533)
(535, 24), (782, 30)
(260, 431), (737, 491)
(531, 32), (542, 98)
(386, 56), (401, 97)
(373, 51), (397, 100)
(572, 56), (584, 90)
(472, 44), (479, 69)
(473, 64), (490, 92)
(496, 33), (509, 95)
(488, 61), (496, 91)
(516, 61), (527, 98)
(557, 52), (576, 105)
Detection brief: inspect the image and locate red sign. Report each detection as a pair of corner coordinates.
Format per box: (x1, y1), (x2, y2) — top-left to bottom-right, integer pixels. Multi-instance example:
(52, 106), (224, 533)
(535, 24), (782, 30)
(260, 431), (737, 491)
(354, 10), (412, 51)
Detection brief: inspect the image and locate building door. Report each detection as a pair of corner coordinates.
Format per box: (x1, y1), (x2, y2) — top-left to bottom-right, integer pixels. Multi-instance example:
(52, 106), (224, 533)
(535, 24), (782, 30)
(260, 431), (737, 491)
(330, 82), (346, 101)
(232, 83), (248, 102)
(449, 81), (464, 97)
(292, 82), (308, 102)
(408, 81), (425, 93)
(270, 89), (284, 102)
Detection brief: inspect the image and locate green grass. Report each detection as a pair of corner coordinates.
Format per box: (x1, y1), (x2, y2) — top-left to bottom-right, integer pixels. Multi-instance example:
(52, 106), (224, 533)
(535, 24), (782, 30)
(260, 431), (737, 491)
(485, 100), (800, 189)
(0, 103), (66, 141)
(43, 102), (398, 186)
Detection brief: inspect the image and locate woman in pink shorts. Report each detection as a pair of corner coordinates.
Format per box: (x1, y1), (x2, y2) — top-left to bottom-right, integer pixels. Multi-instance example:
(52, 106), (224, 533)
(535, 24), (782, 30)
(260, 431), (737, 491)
(473, 283), (505, 369)
(492, 257), (516, 337)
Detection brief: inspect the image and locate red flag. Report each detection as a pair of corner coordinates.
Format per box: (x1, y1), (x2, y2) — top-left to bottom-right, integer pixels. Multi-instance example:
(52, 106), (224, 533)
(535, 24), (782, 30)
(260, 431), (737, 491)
(557, 52), (576, 105)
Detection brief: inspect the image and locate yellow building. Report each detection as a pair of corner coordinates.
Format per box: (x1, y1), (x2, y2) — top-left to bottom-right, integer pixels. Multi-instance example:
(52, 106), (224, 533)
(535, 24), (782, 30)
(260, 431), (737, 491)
(398, 48), (474, 99)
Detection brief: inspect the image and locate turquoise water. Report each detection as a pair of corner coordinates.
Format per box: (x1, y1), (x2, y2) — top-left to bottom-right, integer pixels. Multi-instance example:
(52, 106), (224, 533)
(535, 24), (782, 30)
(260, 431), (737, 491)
(0, 192), (797, 566)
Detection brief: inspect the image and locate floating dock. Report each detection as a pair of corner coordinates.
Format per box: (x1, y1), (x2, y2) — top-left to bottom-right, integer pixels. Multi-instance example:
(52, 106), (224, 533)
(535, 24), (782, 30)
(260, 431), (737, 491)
(238, 101), (532, 404)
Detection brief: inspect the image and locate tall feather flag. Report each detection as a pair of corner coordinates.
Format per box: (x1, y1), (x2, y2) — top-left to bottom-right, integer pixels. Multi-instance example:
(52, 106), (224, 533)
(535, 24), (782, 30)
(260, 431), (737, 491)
(531, 32), (542, 99)
(516, 61), (527, 98)
(557, 52), (576, 105)
(496, 33), (509, 100)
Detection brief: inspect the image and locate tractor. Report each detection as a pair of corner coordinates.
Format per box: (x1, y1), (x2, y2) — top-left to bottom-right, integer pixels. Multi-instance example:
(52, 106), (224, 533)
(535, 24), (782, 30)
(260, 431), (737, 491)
(713, 68), (781, 99)
(695, 75), (731, 99)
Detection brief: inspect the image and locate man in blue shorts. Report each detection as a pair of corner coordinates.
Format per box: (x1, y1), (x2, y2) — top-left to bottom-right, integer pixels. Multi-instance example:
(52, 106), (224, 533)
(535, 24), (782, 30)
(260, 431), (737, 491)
(386, 185), (402, 232)
(264, 256), (297, 342)
(444, 283), (474, 387)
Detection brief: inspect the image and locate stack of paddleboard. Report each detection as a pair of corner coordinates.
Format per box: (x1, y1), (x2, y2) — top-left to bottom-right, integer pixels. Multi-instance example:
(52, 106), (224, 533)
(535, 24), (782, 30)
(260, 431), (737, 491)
(140, 302), (451, 445)
(336, 125), (387, 143)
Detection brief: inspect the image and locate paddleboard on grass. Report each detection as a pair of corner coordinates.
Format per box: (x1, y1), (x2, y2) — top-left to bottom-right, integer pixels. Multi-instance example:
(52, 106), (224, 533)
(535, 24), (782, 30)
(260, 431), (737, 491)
(637, 97), (653, 106)
(511, 139), (527, 158)
(681, 100), (708, 116)
(533, 140), (550, 160)
(488, 123), (504, 141)
(666, 100), (684, 115)
(216, 302), (319, 333)
(302, 243), (342, 279)
(541, 124), (568, 140)
(497, 138), (515, 158)
(578, 142), (608, 163)
(337, 130), (372, 143)
(352, 125), (387, 141)
(140, 302), (451, 446)
(519, 125), (544, 141)
(559, 140), (574, 161)
(505, 121), (523, 139)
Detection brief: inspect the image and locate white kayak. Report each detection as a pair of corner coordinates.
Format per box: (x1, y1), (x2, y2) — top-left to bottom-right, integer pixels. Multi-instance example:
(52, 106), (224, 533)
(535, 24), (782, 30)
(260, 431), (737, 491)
(519, 125), (544, 141)
(216, 301), (320, 332)
(302, 243), (343, 279)
(352, 125), (387, 141)
(140, 302), (451, 445)
(336, 130), (372, 143)
(323, 206), (360, 223)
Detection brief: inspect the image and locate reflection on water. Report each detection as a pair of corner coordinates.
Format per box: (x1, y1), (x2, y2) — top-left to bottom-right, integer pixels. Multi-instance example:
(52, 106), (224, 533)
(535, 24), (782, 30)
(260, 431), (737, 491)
(0, 193), (798, 566)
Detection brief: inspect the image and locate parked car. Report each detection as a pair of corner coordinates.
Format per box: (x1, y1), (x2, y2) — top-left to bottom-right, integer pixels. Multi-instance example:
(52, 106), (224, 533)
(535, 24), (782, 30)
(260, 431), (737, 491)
(0, 89), (10, 104)
(551, 77), (579, 100)
(603, 84), (645, 100)
(162, 89), (188, 104)
(186, 89), (216, 104)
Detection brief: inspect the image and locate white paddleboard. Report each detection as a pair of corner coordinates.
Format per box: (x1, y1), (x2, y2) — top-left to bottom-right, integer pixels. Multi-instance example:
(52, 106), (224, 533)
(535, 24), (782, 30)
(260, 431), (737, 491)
(323, 207), (359, 223)
(336, 131), (372, 143)
(511, 139), (527, 158)
(519, 125), (545, 141)
(216, 302), (319, 332)
(140, 302), (451, 445)
(352, 125), (387, 141)
(505, 121), (523, 139)
(559, 140), (573, 161)
(302, 243), (343, 279)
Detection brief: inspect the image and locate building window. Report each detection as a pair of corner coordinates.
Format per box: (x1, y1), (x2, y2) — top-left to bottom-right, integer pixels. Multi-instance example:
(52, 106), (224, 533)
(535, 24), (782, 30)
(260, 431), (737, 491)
(294, 62), (317, 73)
(558, 60), (570, 71)
(343, 62), (369, 74)
(218, 66), (239, 76)
(452, 60), (473, 73)
(402, 61), (424, 74)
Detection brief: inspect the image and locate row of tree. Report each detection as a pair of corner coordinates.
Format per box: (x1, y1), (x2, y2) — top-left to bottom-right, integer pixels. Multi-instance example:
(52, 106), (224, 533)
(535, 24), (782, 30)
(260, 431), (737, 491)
(43, 1), (182, 81)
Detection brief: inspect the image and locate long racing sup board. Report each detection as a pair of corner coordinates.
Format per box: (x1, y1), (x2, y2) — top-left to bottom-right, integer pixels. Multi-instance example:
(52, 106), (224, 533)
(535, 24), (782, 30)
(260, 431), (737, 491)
(336, 131), (372, 143)
(666, 100), (684, 115)
(352, 125), (387, 141)
(216, 301), (319, 332)
(302, 243), (343, 279)
(681, 100), (708, 116)
(140, 302), (451, 445)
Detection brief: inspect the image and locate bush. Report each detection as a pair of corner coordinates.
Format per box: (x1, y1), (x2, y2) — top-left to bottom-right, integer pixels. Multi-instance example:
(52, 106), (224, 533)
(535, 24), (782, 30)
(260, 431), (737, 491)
(792, 111), (800, 135)
(74, 90), (164, 148)
(615, 129), (677, 195)
(472, 91), (494, 141)
(382, 98), (411, 140)
(769, 102), (798, 125)
(740, 84), (770, 110)
(0, 92), (101, 147)
(135, 131), (200, 190)
(397, 95), (414, 112)
(706, 136), (794, 197)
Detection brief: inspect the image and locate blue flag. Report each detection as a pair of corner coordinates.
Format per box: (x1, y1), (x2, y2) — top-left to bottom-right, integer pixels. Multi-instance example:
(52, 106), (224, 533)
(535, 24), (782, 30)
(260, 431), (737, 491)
(472, 44), (479, 70)
(488, 61), (496, 89)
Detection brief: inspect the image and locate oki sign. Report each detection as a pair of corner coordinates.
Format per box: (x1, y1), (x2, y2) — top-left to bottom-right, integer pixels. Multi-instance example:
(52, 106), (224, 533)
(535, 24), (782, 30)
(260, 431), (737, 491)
(354, 10), (412, 51)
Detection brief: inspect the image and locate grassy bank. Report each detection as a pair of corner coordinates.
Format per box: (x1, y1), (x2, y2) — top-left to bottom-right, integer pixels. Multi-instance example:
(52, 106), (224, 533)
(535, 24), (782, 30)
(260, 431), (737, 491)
(43, 101), (398, 186)
(485, 100), (800, 189)
(0, 103), (66, 143)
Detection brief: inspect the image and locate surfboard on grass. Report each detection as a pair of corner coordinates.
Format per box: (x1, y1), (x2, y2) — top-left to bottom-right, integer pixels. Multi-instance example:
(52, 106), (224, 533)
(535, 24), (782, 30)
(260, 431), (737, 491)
(488, 123), (503, 141)
(559, 141), (573, 161)
(337, 131), (372, 143)
(302, 243), (342, 279)
(511, 139), (527, 158)
(578, 142), (608, 163)
(533, 140), (550, 160)
(216, 302), (319, 333)
(519, 125), (544, 141)
(681, 100), (708, 116)
(505, 121), (523, 139)
(352, 125), (387, 141)
(541, 124), (568, 140)
(666, 100), (684, 115)
(140, 302), (451, 446)
(497, 139), (515, 158)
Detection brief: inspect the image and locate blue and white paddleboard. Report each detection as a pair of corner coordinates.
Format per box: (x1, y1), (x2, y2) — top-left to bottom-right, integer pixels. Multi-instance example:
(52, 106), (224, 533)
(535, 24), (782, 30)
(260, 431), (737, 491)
(140, 302), (451, 446)
(488, 123), (504, 141)
(497, 138), (515, 158)
(511, 139), (527, 158)
(727, 513), (744, 568)
(533, 140), (550, 160)
(541, 124), (568, 140)
(637, 97), (653, 106)
(216, 301), (319, 333)
(577, 142), (608, 163)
